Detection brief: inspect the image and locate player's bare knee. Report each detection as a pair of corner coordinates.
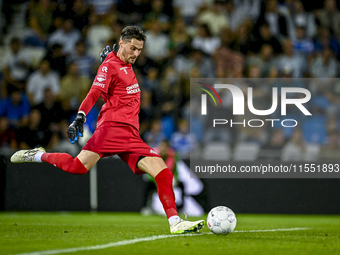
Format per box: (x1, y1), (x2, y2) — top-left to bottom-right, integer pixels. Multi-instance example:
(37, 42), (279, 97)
(138, 157), (167, 178)
(77, 150), (100, 170)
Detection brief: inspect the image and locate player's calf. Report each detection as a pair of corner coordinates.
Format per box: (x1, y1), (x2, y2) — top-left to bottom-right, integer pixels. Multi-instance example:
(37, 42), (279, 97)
(11, 149), (88, 175)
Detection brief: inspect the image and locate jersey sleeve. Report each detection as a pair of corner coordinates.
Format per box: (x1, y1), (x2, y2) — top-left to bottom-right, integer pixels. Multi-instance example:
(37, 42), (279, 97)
(91, 62), (115, 94)
(79, 88), (101, 115)
(78, 62), (115, 115)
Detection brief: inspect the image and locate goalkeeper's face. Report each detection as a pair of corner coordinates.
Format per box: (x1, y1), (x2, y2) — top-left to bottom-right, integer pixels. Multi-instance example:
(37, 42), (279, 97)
(120, 38), (143, 64)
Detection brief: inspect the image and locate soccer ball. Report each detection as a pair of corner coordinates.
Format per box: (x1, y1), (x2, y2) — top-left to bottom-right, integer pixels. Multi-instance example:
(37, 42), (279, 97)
(207, 206), (237, 235)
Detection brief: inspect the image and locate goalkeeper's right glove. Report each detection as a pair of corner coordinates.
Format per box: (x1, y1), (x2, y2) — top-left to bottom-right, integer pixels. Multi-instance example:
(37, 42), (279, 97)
(67, 112), (86, 144)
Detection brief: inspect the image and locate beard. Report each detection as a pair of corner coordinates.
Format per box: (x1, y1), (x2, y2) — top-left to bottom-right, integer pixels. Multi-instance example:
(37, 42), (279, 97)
(122, 48), (136, 64)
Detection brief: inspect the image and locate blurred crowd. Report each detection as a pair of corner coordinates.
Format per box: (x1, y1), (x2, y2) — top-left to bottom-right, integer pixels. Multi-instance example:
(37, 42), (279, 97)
(1, 0), (340, 161)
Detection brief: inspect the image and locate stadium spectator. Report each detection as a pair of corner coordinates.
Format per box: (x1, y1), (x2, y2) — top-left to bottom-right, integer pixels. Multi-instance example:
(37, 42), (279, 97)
(171, 119), (195, 159)
(292, 26), (314, 56)
(88, 0), (116, 16)
(315, 0), (340, 36)
(203, 126), (232, 144)
(319, 129), (340, 159)
(34, 88), (65, 133)
(250, 22), (282, 54)
(32, 87), (77, 154)
(144, 0), (170, 32)
(0, 89), (30, 129)
(275, 39), (306, 78)
(48, 19), (82, 55)
(17, 109), (56, 150)
(213, 46), (244, 78)
(51, 2), (71, 33)
(254, 0), (289, 40)
(224, 0), (249, 32)
(43, 44), (68, 77)
(173, 0), (206, 24)
(26, 0), (54, 47)
(1, 38), (33, 98)
(70, 0), (91, 34)
(143, 119), (166, 149)
(160, 102), (177, 139)
(192, 23), (221, 55)
(133, 49), (156, 77)
(1, 0), (29, 35)
(59, 62), (91, 111)
(116, 0), (150, 25)
(187, 49), (215, 78)
(281, 128), (307, 161)
(144, 20), (170, 63)
(170, 19), (190, 52)
(313, 26), (340, 57)
(26, 59), (60, 106)
(246, 64), (262, 78)
(143, 67), (161, 92)
(67, 41), (97, 80)
(198, 0), (228, 36)
(246, 44), (276, 77)
(0, 116), (17, 152)
(309, 47), (339, 78)
(156, 66), (182, 107)
(230, 21), (252, 56)
(260, 128), (286, 160)
(86, 13), (116, 58)
(287, 0), (316, 40)
(139, 90), (154, 123)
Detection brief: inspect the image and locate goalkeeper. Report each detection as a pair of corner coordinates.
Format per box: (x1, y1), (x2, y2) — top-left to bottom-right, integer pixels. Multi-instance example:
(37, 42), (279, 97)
(11, 26), (204, 234)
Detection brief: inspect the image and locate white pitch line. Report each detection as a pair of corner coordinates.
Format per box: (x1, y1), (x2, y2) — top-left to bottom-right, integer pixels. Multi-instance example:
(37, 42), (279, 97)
(14, 228), (310, 255)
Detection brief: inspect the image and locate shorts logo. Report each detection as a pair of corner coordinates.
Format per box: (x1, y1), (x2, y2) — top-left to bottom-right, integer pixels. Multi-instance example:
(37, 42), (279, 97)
(150, 149), (158, 155)
(102, 66), (108, 72)
(93, 82), (105, 88)
(97, 73), (106, 82)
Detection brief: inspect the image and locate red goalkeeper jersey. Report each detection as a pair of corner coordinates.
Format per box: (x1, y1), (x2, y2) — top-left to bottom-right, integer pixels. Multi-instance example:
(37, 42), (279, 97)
(91, 52), (141, 130)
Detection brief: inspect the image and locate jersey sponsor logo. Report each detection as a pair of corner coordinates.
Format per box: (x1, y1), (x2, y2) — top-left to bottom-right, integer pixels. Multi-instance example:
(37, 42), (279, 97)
(150, 149), (158, 155)
(126, 83), (140, 94)
(102, 66), (108, 72)
(93, 82), (105, 88)
(120, 67), (128, 74)
(97, 73), (106, 82)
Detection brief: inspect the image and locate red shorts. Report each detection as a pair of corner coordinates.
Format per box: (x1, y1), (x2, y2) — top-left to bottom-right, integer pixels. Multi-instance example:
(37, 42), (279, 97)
(82, 121), (161, 174)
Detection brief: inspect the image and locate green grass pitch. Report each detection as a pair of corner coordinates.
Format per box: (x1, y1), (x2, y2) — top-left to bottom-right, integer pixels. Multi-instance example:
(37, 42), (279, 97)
(0, 212), (340, 255)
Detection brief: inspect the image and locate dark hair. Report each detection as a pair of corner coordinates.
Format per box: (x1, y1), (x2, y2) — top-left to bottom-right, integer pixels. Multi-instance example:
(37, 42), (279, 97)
(120, 26), (147, 42)
(10, 37), (20, 44)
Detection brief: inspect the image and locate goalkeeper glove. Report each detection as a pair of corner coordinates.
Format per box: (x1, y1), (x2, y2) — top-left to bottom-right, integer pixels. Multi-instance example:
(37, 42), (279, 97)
(67, 112), (86, 144)
(100, 44), (118, 62)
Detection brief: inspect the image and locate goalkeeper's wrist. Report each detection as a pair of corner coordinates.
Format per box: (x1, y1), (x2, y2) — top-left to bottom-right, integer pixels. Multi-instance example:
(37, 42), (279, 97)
(75, 111), (86, 123)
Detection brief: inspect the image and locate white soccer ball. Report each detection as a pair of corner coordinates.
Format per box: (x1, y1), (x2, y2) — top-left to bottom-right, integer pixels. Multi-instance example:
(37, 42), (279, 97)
(207, 206), (237, 235)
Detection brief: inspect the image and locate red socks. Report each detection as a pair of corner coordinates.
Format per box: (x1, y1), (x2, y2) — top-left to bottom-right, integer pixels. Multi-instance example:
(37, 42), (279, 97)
(41, 153), (88, 175)
(155, 168), (178, 218)
(41, 154), (177, 218)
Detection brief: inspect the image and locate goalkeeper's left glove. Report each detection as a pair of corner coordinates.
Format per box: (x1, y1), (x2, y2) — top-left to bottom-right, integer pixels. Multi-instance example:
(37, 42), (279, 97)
(100, 44), (118, 62)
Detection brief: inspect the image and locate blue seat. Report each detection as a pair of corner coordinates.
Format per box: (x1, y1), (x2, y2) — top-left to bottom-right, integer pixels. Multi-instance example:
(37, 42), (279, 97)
(302, 115), (327, 144)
